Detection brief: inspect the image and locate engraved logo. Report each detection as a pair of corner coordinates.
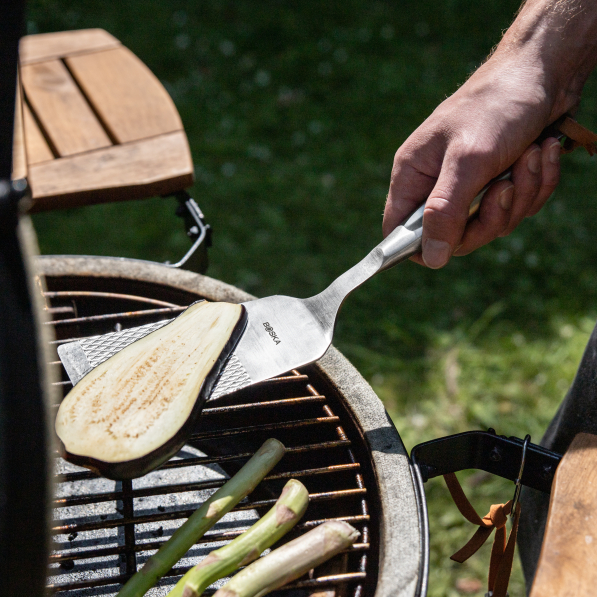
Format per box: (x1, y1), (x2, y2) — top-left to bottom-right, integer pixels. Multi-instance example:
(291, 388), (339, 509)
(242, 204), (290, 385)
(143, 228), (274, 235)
(263, 322), (281, 345)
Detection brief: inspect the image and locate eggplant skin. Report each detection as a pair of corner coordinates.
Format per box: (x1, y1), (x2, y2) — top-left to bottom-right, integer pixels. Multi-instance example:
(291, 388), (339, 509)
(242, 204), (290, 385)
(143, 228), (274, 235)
(55, 302), (247, 480)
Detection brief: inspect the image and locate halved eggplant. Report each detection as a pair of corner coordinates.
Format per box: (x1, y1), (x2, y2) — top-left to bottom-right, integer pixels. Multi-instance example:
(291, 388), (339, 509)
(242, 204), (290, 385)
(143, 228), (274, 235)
(55, 301), (247, 479)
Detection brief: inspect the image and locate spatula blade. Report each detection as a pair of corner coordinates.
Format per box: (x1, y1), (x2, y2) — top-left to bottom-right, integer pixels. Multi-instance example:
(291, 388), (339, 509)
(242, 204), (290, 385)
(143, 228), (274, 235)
(211, 295), (332, 398)
(58, 294), (333, 400)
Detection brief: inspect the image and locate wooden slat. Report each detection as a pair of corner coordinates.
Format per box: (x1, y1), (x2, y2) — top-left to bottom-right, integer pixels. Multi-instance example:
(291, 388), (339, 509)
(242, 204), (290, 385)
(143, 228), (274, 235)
(23, 101), (54, 164)
(21, 59), (112, 157)
(28, 131), (193, 212)
(19, 29), (120, 65)
(66, 47), (183, 144)
(11, 85), (27, 180)
(530, 433), (597, 597)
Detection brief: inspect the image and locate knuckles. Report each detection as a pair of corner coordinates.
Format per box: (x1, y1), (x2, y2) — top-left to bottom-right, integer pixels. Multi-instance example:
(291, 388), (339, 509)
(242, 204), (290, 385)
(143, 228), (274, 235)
(423, 194), (467, 222)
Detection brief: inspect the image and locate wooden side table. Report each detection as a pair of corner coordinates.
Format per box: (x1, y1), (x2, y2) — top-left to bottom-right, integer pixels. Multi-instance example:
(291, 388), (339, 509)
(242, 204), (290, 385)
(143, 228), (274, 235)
(12, 28), (193, 212)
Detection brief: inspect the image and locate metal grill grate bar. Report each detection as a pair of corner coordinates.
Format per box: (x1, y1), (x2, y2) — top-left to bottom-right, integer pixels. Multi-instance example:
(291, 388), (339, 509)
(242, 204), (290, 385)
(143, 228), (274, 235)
(189, 416), (341, 441)
(55, 463), (361, 508)
(49, 570), (368, 594)
(201, 394), (326, 413)
(56, 440), (353, 483)
(45, 306), (185, 326)
(52, 488), (368, 535)
(50, 517), (371, 563)
(43, 291), (181, 308)
(50, 540), (369, 566)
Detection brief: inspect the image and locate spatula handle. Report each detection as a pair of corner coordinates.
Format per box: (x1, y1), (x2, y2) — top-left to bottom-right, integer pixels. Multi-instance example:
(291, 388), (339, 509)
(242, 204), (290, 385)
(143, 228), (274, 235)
(376, 170), (510, 272)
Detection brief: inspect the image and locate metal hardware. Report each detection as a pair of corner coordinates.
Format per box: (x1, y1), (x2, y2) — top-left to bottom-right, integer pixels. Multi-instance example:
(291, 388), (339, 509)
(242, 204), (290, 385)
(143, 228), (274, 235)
(411, 429), (562, 494)
(511, 434), (530, 517)
(164, 191), (212, 272)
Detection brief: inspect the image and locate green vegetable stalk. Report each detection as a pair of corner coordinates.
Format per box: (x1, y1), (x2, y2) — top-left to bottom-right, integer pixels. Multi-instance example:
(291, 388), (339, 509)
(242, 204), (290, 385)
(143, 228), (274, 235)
(213, 521), (360, 597)
(168, 479), (309, 597)
(117, 438), (285, 597)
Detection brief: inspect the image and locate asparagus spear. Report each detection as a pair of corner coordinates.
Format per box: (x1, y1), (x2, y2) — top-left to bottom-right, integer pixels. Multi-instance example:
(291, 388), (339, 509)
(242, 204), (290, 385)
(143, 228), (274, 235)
(117, 438), (285, 597)
(168, 479), (309, 597)
(213, 521), (360, 597)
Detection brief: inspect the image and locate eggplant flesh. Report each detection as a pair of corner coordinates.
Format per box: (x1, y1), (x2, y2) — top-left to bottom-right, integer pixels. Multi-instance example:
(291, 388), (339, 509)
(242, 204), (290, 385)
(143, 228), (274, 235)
(55, 301), (246, 479)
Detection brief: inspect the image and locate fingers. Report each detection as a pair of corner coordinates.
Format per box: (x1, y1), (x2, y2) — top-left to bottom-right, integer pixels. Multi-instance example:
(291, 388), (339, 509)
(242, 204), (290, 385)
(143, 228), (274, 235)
(449, 137), (561, 258)
(420, 144), (497, 268)
(452, 180), (514, 256)
(383, 161), (436, 238)
(527, 137), (560, 216)
(498, 137), (560, 237)
(383, 142), (442, 238)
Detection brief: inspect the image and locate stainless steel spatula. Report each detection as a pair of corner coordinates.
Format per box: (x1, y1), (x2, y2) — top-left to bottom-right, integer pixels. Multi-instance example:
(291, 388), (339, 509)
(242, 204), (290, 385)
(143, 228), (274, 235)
(58, 187), (489, 398)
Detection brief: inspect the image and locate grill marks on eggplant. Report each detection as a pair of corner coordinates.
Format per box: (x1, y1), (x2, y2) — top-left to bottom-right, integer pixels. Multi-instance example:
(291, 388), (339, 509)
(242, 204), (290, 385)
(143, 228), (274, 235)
(55, 301), (246, 478)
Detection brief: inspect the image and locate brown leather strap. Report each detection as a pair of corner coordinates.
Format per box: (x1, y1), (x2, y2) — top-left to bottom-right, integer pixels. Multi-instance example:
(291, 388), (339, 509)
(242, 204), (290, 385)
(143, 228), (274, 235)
(559, 116), (597, 156)
(443, 473), (521, 597)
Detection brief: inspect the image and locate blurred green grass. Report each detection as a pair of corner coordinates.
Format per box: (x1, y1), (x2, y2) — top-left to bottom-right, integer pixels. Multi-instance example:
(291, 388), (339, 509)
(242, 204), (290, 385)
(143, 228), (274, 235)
(26, 1), (597, 595)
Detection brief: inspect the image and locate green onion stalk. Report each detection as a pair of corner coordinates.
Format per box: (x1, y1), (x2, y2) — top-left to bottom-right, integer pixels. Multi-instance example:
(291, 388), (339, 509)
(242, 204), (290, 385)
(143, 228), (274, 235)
(117, 438), (286, 597)
(168, 478), (309, 597)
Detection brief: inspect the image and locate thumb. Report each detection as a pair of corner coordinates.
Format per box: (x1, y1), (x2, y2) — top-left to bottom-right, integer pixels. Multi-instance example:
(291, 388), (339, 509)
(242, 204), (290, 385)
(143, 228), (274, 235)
(421, 149), (494, 268)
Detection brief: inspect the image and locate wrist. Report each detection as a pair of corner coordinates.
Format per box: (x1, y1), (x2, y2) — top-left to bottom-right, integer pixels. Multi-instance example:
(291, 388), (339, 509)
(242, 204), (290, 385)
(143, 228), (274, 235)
(491, 0), (597, 119)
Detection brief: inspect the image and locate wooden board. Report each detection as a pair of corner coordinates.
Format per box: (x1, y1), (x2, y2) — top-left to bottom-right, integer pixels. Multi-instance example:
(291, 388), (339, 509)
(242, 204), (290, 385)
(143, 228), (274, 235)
(19, 29), (120, 65)
(21, 59), (112, 157)
(28, 131), (193, 211)
(12, 86), (27, 180)
(23, 101), (54, 164)
(66, 47), (183, 144)
(530, 433), (597, 597)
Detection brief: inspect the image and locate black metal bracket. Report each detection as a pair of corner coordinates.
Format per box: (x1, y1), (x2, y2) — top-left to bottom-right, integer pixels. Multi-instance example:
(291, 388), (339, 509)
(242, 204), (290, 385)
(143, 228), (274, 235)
(163, 190), (212, 273)
(410, 429), (562, 494)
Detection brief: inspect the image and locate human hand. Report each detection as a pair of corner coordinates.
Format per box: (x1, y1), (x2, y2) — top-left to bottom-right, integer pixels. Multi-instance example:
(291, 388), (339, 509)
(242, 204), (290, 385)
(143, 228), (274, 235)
(383, 0), (597, 269)
(383, 57), (562, 269)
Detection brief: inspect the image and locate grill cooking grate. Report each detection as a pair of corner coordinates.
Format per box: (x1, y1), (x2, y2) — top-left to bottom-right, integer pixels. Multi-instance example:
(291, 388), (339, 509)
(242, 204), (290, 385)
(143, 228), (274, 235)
(45, 286), (378, 596)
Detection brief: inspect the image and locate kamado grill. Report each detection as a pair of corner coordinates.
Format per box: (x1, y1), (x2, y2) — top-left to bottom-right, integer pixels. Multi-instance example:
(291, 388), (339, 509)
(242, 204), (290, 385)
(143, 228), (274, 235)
(39, 256), (427, 597)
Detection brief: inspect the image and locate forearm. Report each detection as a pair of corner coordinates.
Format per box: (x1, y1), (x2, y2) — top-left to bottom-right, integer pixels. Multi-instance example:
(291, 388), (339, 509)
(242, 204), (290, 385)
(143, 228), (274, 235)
(493, 0), (597, 118)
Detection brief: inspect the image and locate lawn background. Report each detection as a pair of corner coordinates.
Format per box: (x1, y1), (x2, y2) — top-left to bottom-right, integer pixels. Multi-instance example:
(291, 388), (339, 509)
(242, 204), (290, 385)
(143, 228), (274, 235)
(27, 1), (597, 595)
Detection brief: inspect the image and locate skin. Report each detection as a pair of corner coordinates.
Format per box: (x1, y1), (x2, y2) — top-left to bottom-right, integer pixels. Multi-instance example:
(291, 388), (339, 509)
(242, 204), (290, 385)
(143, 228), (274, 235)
(383, 0), (597, 269)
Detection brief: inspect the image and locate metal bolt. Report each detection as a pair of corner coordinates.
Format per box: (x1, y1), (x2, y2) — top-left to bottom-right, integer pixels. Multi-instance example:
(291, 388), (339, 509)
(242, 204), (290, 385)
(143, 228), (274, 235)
(541, 464), (553, 480)
(12, 178), (27, 192)
(490, 446), (502, 462)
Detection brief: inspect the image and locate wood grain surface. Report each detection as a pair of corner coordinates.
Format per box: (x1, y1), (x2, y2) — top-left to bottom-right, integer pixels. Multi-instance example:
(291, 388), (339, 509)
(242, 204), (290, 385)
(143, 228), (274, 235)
(28, 131), (193, 211)
(66, 47), (183, 143)
(530, 432), (597, 597)
(23, 101), (54, 164)
(21, 59), (112, 157)
(19, 29), (120, 65)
